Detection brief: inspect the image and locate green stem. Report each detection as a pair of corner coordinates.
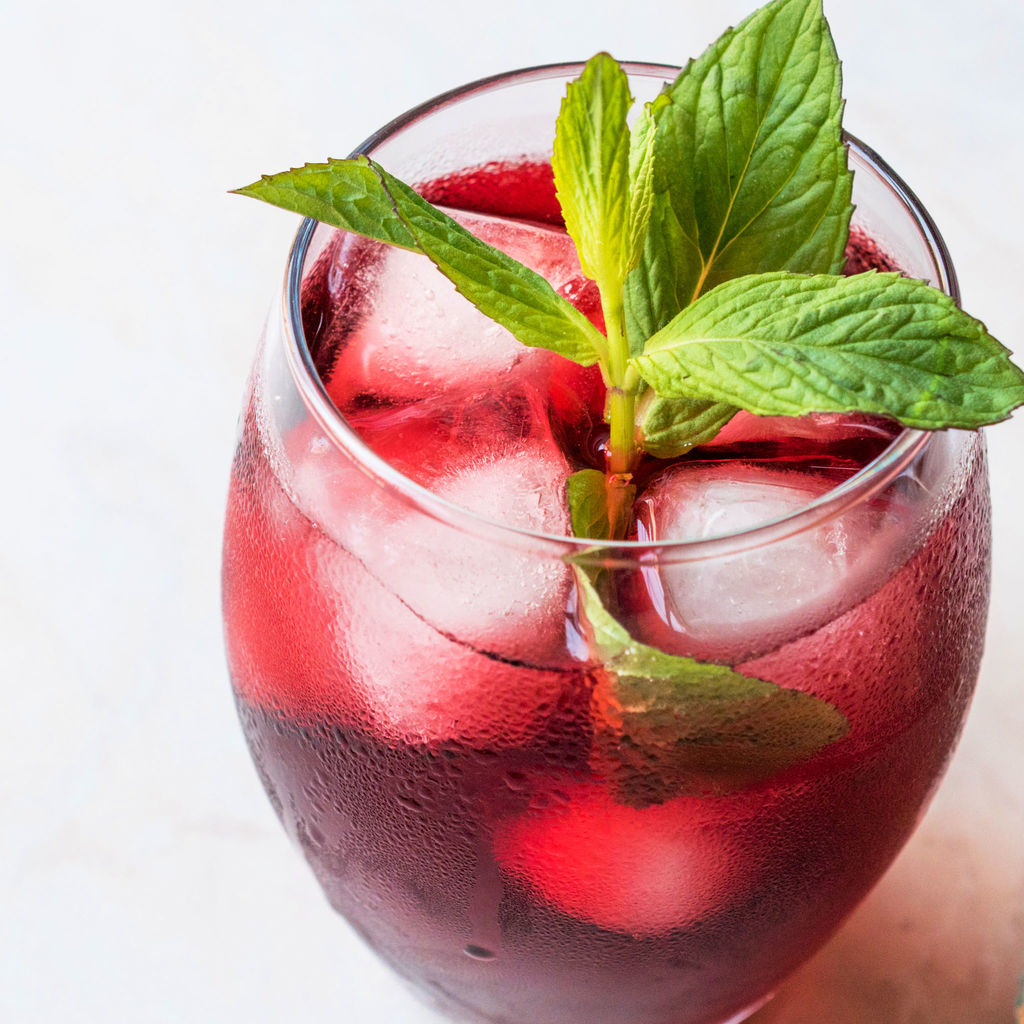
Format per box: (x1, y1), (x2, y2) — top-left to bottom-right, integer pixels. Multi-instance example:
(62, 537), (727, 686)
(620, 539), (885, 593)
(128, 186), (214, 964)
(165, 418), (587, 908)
(607, 387), (636, 475)
(599, 284), (639, 539)
(601, 289), (638, 470)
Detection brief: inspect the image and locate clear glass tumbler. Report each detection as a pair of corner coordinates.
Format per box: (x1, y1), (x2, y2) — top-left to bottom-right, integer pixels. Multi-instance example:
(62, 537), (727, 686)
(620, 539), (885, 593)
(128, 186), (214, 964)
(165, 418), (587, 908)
(222, 64), (990, 1024)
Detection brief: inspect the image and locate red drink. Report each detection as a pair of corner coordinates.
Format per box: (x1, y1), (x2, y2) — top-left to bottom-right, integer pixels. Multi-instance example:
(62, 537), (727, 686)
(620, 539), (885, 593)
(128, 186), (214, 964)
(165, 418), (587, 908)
(223, 67), (990, 1024)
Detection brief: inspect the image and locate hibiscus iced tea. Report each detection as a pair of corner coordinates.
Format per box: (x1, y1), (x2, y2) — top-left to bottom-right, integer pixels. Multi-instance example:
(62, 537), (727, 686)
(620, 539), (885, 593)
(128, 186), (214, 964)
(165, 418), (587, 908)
(223, 65), (991, 1024)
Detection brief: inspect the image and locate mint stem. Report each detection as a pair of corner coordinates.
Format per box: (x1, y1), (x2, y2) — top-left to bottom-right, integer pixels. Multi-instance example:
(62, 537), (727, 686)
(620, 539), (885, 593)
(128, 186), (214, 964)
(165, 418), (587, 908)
(600, 287), (640, 538)
(606, 387), (636, 474)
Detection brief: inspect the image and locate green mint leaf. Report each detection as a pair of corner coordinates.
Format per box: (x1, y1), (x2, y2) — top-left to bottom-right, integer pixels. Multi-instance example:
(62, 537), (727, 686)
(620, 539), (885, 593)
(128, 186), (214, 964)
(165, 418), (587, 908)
(232, 158), (419, 251)
(663, 0), (851, 290)
(553, 53), (634, 287)
(636, 393), (738, 458)
(626, 0), (851, 335)
(574, 570), (849, 806)
(623, 191), (689, 348)
(235, 157), (608, 368)
(371, 164), (607, 367)
(632, 271), (1024, 429)
(567, 468), (636, 543)
(567, 469), (611, 542)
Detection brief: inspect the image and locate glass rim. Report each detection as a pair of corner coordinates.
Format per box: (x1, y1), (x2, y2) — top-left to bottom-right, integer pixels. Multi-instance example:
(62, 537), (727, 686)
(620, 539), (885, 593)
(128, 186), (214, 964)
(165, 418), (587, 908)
(279, 60), (959, 560)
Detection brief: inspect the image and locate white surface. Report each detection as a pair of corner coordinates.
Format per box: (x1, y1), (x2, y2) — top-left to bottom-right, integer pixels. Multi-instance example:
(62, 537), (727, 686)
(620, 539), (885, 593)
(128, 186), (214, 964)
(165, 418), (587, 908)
(2, 1), (1023, 1021)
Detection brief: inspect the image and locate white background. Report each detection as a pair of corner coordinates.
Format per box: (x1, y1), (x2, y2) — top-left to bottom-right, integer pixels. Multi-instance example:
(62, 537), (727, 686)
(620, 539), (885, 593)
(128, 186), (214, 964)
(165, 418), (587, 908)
(2, 1), (1022, 1021)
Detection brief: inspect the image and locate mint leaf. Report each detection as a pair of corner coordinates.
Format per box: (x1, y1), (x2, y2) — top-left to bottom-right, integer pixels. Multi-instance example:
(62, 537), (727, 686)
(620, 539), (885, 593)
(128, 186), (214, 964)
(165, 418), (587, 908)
(552, 55), (663, 482)
(574, 571), (849, 805)
(567, 469), (612, 542)
(567, 467), (636, 544)
(372, 164), (607, 367)
(632, 271), (1024, 429)
(235, 156), (607, 368)
(636, 392), (738, 458)
(626, 0), (851, 334)
(624, 191), (687, 346)
(553, 53), (634, 285)
(232, 157), (419, 251)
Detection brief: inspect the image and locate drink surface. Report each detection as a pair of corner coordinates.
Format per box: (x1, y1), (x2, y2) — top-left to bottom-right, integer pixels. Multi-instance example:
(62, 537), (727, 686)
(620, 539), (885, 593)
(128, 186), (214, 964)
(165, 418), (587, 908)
(222, 162), (991, 1024)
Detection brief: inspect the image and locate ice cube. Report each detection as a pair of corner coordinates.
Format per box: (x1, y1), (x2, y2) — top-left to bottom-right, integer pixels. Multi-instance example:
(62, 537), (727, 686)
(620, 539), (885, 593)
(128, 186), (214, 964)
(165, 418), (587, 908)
(398, 438), (574, 660)
(493, 783), (763, 935)
(634, 463), (902, 662)
(342, 382), (558, 492)
(289, 421), (576, 671)
(324, 208), (600, 407)
(322, 544), (577, 747)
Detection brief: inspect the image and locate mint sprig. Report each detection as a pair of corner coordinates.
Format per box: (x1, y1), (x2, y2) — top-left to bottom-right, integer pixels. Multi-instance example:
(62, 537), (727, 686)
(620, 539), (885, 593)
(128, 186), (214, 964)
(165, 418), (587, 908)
(567, 468), (614, 542)
(235, 0), (1024, 470)
(623, 0), (852, 452)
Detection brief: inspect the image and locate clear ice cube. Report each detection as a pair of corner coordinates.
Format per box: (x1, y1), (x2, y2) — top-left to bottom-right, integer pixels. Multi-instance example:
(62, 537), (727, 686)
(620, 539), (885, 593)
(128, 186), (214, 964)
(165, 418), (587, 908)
(290, 422), (576, 673)
(636, 462), (902, 661)
(320, 537), (575, 747)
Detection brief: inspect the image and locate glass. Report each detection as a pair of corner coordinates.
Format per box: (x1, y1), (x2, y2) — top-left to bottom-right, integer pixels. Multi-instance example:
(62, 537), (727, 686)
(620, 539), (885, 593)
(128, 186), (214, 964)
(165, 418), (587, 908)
(222, 63), (990, 1024)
